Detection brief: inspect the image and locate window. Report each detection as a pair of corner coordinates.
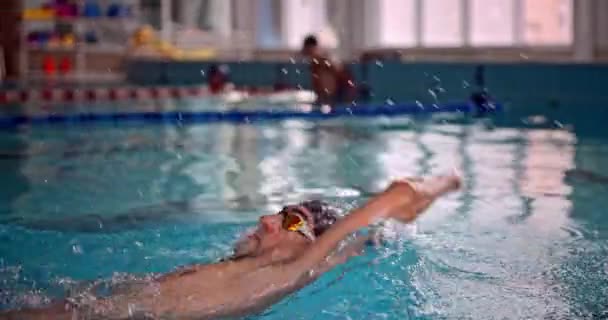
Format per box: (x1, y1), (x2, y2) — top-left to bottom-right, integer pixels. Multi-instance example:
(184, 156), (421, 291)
(170, 0), (231, 33)
(141, 0), (575, 51)
(283, 0), (328, 49)
(374, 0), (417, 47)
(523, 0), (573, 46)
(470, 0), (516, 46)
(256, 0), (282, 48)
(422, 0), (463, 47)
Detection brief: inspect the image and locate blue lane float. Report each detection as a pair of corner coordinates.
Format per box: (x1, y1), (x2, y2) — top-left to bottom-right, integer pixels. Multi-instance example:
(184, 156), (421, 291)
(0, 101), (502, 128)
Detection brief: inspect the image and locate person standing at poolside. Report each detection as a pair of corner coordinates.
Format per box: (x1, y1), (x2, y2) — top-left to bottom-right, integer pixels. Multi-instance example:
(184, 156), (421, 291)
(301, 34), (357, 105)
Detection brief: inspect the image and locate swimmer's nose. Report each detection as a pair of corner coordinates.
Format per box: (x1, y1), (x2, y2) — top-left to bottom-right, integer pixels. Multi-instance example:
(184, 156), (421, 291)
(260, 215), (281, 233)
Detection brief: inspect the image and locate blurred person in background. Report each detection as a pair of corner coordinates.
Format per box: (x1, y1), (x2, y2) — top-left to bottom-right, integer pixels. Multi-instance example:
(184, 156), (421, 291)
(301, 34), (357, 105)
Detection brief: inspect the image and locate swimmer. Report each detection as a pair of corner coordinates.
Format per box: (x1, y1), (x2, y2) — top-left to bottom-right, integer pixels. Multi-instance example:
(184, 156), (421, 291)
(301, 35), (357, 105)
(1, 173), (461, 320)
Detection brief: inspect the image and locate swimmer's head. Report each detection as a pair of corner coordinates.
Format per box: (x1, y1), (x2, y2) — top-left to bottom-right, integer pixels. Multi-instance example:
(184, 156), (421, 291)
(231, 200), (339, 260)
(301, 34), (319, 57)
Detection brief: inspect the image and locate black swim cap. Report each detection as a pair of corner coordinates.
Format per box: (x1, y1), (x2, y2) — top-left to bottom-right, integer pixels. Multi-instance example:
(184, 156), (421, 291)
(298, 200), (339, 237)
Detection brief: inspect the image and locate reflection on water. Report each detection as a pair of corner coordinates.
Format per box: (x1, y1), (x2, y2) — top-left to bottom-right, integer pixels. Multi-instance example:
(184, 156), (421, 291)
(0, 115), (607, 319)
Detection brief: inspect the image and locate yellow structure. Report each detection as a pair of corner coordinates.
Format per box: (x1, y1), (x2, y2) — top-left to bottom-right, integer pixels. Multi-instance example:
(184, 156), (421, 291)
(130, 25), (217, 60)
(22, 8), (55, 20)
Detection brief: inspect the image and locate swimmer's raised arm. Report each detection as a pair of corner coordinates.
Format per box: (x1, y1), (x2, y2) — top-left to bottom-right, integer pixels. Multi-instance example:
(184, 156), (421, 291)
(288, 174), (461, 276)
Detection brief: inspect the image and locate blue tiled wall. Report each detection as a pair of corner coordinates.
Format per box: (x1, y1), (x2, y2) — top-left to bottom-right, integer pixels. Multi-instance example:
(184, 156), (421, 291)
(125, 60), (608, 111)
(125, 60), (313, 88)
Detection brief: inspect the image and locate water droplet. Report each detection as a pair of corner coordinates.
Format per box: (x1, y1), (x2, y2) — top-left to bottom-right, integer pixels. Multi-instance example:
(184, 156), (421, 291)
(385, 98), (395, 106)
(321, 105), (332, 114)
(295, 69), (301, 74)
(200, 70), (205, 76)
(134, 241), (143, 248)
(415, 101), (424, 109)
(554, 120), (564, 128)
(375, 60), (384, 67)
(519, 53), (529, 60)
(72, 245), (83, 255)
(289, 57), (296, 64)
(281, 68), (288, 75)
(462, 80), (470, 88)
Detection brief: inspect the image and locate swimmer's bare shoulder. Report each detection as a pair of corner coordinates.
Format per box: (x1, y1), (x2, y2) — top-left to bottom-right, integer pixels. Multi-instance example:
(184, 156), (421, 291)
(1, 175), (460, 319)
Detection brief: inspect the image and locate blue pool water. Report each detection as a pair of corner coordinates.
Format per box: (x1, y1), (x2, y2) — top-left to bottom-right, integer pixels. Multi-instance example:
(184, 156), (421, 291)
(0, 109), (607, 319)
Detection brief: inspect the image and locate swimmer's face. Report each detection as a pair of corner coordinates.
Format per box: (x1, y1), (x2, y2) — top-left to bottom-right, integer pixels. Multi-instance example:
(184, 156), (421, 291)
(233, 208), (315, 258)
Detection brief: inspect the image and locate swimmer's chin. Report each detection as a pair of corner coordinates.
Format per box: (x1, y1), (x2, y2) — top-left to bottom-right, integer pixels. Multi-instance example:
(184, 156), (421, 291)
(232, 234), (260, 259)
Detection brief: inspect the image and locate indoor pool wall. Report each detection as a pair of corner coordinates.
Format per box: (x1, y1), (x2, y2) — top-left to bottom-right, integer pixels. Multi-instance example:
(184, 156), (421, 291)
(126, 60), (608, 109)
(124, 60), (608, 137)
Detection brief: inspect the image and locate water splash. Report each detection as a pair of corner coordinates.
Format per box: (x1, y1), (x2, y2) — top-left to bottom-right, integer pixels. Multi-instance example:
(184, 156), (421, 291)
(72, 245), (83, 255)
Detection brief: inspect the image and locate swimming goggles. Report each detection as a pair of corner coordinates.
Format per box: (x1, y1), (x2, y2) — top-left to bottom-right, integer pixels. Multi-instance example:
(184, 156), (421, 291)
(280, 206), (316, 242)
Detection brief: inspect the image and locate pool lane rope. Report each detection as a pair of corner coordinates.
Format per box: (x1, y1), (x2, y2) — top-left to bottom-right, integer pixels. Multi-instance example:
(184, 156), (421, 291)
(0, 101), (501, 127)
